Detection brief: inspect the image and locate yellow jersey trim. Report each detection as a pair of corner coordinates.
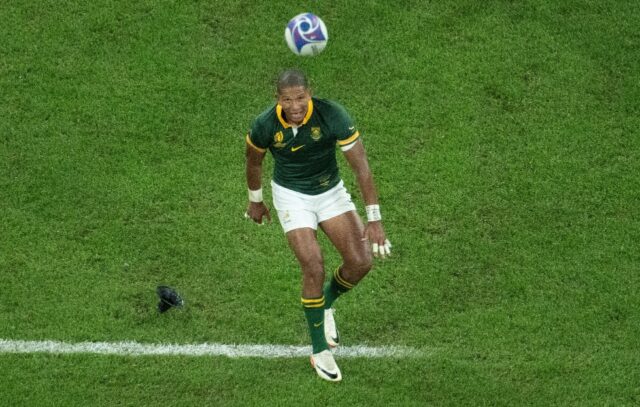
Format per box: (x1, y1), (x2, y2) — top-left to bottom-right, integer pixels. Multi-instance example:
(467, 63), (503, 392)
(276, 100), (314, 128)
(337, 131), (360, 146)
(246, 133), (267, 153)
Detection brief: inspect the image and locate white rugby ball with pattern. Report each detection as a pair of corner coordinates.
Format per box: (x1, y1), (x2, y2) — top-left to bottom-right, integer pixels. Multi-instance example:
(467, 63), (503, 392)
(285, 13), (328, 56)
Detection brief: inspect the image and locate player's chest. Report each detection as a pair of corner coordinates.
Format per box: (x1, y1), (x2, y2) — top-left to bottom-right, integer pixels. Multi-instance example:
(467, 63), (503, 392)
(270, 124), (332, 156)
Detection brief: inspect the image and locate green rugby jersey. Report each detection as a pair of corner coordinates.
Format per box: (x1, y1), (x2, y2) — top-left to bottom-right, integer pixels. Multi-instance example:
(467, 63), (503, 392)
(246, 97), (360, 195)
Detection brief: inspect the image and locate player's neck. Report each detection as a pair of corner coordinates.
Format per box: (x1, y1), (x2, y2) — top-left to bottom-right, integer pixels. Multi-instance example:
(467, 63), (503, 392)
(283, 113), (302, 128)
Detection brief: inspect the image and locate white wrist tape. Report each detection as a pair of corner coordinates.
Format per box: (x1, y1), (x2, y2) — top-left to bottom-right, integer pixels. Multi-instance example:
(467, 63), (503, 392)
(365, 204), (381, 222)
(248, 188), (263, 203)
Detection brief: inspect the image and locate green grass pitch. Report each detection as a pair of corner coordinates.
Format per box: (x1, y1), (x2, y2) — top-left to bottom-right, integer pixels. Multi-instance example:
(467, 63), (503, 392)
(1, 0), (639, 405)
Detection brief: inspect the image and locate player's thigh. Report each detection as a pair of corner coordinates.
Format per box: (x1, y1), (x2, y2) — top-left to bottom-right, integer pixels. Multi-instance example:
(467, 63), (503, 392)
(319, 211), (371, 266)
(285, 227), (323, 268)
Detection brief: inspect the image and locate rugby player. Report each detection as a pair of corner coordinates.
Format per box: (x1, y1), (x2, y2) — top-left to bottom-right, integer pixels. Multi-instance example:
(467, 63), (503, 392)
(244, 69), (391, 382)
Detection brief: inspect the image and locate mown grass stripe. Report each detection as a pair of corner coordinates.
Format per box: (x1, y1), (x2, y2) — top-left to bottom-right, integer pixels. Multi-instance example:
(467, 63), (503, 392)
(0, 339), (421, 359)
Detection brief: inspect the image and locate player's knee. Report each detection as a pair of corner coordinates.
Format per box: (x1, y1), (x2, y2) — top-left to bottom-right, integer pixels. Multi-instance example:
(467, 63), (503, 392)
(299, 255), (324, 277)
(347, 252), (372, 275)
(359, 256), (373, 274)
(298, 251), (323, 270)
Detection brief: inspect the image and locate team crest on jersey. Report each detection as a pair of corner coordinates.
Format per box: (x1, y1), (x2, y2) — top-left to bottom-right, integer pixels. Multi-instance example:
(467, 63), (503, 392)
(311, 127), (322, 141)
(273, 131), (286, 148)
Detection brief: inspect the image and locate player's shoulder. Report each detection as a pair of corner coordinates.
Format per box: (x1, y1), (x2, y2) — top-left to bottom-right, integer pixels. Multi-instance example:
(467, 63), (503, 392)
(251, 104), (280, 135)
(312, 97), (349, 114)
(253, 104), (278, 127)
(249, 104), (278, 148)
(312, 97), (353, 126)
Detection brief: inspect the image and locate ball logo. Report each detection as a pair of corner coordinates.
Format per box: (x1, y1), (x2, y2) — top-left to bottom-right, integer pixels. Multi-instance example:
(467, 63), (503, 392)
(289, 14), (326, 53)
(285, 13), (328, 56)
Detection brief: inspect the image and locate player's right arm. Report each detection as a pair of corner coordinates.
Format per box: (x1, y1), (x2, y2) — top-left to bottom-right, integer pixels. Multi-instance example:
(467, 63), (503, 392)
(245, 133), (271, 224)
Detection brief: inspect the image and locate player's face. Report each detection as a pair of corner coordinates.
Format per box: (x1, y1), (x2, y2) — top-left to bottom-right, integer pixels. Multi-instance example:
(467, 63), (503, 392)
(277, 86), (311, 125)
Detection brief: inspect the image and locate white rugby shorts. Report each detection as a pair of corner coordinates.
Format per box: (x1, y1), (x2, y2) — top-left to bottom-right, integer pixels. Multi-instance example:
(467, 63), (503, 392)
(271, 180), (357, 233)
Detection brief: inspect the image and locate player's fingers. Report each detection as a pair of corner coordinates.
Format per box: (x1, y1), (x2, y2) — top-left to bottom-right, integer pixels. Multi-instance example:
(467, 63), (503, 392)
(372, 243), (379, 258)
(385, 239), (392, 248)
(379, 242), (387, 259)
(383, 242), (391, 257)
(245, 211), (266, 226)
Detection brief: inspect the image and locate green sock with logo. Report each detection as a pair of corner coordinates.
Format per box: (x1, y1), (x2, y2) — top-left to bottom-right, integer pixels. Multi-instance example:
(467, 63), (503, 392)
(323, 266), (354, 309)
(302, 296), (329, 354)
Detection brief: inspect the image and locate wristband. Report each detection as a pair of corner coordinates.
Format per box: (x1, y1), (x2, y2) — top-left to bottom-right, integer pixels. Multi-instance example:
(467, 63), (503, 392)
(248, 188), (263, 203)
(365, 204), (381, 222)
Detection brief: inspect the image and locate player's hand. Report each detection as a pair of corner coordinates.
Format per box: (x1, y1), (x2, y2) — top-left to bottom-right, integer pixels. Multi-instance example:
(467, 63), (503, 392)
(363, 221), (392, 259)
(245, 201), (271, 225)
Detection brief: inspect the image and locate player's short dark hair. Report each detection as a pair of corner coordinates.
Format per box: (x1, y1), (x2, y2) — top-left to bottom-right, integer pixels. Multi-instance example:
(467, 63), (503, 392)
(276, 69), (309, 94)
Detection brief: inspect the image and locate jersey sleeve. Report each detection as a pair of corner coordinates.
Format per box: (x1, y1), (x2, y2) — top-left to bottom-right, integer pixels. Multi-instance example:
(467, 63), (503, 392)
(330, 101), (360, 151)
(246, 119), (269, 153)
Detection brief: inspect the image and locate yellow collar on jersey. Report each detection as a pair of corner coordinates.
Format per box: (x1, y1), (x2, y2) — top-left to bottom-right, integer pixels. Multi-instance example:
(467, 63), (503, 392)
(276, 100), (314, 128)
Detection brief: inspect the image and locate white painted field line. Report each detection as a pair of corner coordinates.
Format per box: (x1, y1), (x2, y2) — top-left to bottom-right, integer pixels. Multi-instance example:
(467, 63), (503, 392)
(0, 339), (421, 359)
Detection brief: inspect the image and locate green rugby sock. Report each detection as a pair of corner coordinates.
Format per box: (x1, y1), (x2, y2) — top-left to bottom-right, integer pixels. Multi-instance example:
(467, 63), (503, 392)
(302, 296), (329, 354)
(323, 266), (354, 309)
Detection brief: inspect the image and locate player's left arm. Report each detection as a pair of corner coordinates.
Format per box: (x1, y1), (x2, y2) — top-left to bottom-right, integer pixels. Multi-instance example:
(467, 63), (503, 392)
(343, 139), (391, 258)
